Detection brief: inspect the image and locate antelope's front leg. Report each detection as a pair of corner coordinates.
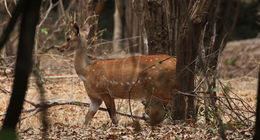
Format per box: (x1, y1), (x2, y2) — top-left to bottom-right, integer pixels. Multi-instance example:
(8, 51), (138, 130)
(102, 94), (118, 124)
(85, 97), (102, 125)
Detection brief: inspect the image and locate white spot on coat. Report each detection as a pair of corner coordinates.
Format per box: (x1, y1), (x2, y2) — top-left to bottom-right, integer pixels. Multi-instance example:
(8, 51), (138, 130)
(111, 81), (118, 85)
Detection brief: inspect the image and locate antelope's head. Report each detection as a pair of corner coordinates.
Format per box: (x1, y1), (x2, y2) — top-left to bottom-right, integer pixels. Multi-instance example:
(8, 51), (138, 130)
(59, 22), (95, 52)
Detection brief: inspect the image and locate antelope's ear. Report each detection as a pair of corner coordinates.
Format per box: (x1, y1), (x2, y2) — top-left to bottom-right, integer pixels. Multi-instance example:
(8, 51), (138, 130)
(72, 23), (80, 36)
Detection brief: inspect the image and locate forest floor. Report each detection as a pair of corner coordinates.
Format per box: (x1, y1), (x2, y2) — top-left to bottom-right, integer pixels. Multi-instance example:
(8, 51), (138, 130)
(0, 38), (259, 139)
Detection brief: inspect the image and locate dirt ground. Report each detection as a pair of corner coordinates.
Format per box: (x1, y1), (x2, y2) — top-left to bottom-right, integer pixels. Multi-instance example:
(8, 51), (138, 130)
(0, 39), (259, 139)
(218, 38), (260, 78)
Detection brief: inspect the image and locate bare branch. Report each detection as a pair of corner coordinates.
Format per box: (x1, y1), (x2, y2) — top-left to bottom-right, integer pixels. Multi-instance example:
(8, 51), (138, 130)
(4, 0), (12, 17)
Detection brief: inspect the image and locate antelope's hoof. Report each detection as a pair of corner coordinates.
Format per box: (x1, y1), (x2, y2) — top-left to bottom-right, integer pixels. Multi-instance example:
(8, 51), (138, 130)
(112, 119), (119, 125)
(141, 99), (147, 106)
(111, 115), (119, 125)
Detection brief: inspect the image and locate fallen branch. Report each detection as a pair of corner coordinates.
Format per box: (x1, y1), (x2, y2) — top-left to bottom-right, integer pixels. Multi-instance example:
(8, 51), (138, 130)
(0, 98), (145, 121)
(44, 75), (78, 79)
(0, 87), (38, 107)
(0, 87), (10, 94)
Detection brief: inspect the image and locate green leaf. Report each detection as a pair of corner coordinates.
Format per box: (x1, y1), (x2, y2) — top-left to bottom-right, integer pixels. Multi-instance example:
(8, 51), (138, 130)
(224, 57), (237, 66)
(212, 87), (220, 92)
(40, 28), (48, 35)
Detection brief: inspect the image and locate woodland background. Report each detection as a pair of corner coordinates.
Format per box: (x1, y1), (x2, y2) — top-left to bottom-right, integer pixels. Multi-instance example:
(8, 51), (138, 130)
(0, 0), (259, 139)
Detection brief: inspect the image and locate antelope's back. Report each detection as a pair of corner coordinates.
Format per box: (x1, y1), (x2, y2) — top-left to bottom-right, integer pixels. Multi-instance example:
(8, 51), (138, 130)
(85, 54), (177, 101)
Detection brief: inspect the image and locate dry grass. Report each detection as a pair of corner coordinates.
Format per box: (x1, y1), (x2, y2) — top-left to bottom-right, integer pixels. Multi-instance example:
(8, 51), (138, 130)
(0, 41), (258, 139)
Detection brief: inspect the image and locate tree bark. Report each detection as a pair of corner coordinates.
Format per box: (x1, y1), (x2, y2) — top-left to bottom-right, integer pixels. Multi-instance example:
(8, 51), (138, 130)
(113, 0), (123, 53)
(138, 0), (174, 55)
(0, 0), (42, 135)
(125, 0), (145, 54)
(173, 0), (214, 120)
(254, 70), (260, 139)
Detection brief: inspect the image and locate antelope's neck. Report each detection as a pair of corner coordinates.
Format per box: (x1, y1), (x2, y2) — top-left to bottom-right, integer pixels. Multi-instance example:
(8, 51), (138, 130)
(74, 47), (93, 75)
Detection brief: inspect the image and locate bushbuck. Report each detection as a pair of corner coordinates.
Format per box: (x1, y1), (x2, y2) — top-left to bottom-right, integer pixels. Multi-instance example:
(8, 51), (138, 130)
(61, 23), (178, 126)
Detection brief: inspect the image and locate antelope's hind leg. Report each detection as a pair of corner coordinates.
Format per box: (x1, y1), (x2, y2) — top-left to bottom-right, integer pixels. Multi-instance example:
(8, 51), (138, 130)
(102, 95), (118, 124)
(85, 97), (102, 126)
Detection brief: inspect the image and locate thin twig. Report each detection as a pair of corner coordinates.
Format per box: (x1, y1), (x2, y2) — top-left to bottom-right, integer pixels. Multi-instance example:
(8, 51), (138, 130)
(177, 90), (251, 102)
(4, 0), (12, 17)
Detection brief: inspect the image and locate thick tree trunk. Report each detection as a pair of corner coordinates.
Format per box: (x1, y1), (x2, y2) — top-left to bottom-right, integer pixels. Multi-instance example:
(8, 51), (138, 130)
(254, 70), (260, 139)
(174, 22), (198, 119)
(142, 0), (169, 55)
(127, 0), (175, 55)
(172, 0), (195, 120)
(132, 0), (175, 55)
(125, 0), (145, 54)
(0, 0), (42, 137)
(173, 0), (213, 120)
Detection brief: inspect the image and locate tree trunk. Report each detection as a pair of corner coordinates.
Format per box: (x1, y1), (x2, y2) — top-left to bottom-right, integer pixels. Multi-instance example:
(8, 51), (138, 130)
(173, 0), (214, 120)
(174, 22), (198, 119)
(127, 0), (175, 55)
(142, 0), (168, 54)
(254, 70), (260, 139)
(124, 0), (145, 54)
(113, 0), (123, 53)
(0, 0), (42, 137)
(134, 0), (174, 55)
